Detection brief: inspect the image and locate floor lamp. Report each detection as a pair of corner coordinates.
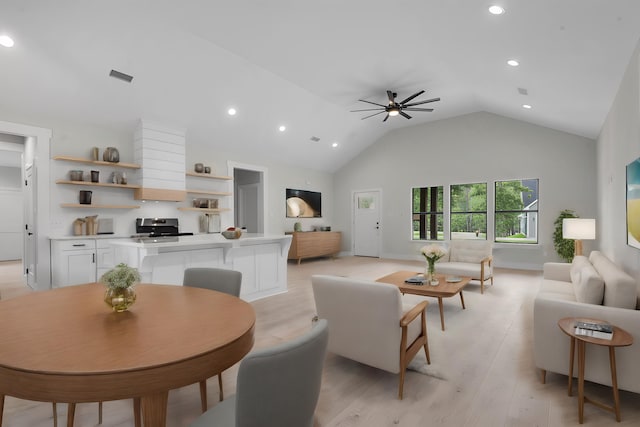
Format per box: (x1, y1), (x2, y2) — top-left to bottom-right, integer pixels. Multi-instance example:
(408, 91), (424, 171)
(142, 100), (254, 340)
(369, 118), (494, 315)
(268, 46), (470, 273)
(562, 218), (596, 256)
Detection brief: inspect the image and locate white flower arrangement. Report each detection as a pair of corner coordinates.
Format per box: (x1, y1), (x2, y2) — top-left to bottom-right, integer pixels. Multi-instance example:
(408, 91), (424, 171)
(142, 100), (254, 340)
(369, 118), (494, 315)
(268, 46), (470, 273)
(420, 244), (447, 263)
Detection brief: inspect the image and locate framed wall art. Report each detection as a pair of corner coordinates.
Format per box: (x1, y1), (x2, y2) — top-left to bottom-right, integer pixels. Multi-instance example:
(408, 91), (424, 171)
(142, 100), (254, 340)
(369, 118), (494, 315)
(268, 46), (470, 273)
(626, 157), (640, 249)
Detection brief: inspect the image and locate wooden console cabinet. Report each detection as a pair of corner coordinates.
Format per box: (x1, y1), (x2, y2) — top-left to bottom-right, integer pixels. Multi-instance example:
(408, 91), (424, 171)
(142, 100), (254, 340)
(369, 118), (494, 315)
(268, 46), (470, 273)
(287, 231), (341, 264)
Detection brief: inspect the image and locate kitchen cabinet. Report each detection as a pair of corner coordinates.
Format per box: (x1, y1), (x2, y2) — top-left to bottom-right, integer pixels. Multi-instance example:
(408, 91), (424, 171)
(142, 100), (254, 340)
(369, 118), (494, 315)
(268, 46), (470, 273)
(286, 231), (342, 264)
(50, 238), (126, 287)
(50, 239), (97, 288)
(54, 155), (141, 209)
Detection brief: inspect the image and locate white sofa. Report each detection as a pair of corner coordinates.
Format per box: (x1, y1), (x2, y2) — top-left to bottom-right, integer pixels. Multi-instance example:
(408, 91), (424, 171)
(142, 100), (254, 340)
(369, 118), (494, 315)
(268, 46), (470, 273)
(533, 251), (640, 394)
(434, 240), (493, 293)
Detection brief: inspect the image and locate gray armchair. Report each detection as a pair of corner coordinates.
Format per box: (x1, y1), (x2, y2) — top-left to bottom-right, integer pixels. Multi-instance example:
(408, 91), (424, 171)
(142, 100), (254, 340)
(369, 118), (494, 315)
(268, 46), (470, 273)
(190, 319), (329, 427)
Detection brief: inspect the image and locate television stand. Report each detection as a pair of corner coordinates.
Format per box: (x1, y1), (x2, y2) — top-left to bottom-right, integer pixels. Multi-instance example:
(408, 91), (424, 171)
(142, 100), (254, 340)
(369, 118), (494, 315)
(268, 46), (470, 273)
(286, 231), (341, 264)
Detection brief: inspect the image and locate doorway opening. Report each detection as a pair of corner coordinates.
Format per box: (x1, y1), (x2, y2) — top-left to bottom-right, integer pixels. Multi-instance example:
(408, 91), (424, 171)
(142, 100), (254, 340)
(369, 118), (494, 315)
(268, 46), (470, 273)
(0, 121), (51, 290)
(229, 161), (268, 234)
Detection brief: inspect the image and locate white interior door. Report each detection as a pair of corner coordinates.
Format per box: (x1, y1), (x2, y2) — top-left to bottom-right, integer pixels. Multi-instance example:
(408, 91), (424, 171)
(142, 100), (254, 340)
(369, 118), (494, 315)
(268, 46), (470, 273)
(353, 190), (381, 257)
(24, 162), (36, 288)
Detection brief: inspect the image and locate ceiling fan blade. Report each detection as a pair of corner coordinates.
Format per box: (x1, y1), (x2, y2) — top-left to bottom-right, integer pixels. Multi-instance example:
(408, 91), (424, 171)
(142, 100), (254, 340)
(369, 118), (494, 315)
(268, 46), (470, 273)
(358, 99), (387, 107)
(387, 90), (395, 104)
(400, 111), (412, 119)
(361, 111), (386, 120)
(403, 108), (434, 112)
(383, 113), (390, 122)
(403, 97), (441, 107)
(399, 90), (425, 105)
(350, 108), (384, 112)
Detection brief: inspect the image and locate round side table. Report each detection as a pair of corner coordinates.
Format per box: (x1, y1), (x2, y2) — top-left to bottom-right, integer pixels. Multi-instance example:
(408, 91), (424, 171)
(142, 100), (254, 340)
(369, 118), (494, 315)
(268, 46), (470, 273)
(558, 317), (633, 424)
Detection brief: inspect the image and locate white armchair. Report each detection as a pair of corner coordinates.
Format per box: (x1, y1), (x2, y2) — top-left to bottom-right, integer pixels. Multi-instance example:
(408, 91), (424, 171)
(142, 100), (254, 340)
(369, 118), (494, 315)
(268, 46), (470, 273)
(311, 275), (430, 399)
(435, 240), (493, 293)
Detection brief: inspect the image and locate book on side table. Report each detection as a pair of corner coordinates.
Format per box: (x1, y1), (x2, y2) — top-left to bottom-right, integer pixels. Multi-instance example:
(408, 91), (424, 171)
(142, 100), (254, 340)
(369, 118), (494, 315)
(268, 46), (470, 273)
(575, 321), (614, 340)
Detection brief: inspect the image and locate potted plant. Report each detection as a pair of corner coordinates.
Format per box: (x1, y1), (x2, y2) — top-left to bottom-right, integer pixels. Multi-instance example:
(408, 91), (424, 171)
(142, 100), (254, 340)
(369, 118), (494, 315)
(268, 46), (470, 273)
(101, 263), (140, 312)
(553, 209), (577, 262)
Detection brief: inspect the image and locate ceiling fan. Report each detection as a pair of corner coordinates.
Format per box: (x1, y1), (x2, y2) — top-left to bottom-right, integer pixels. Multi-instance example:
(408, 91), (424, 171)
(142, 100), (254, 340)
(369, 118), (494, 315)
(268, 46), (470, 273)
(351, 90), (440, 122)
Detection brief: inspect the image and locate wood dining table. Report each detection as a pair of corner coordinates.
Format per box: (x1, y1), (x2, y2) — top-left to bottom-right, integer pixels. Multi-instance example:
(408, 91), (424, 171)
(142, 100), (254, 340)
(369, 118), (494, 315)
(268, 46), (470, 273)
(0, 283), (255, 427)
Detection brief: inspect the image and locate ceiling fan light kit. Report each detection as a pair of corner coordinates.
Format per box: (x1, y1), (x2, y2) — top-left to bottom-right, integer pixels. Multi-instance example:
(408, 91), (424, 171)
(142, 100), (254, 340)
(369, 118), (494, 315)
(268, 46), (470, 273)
(351, 89), (440, 122)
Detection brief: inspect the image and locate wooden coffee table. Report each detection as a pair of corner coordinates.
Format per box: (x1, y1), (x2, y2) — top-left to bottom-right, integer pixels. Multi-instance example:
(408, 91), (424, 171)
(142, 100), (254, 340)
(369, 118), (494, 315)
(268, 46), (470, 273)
(376, 271), (471, 331)
(558, 317), (633, 423)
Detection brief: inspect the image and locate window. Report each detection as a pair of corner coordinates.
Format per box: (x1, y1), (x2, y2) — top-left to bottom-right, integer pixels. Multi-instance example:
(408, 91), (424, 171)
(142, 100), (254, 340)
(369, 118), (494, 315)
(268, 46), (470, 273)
(495, 179), (538, 243)
(412, 186), (444, 240)
(450, 183), (487, 240)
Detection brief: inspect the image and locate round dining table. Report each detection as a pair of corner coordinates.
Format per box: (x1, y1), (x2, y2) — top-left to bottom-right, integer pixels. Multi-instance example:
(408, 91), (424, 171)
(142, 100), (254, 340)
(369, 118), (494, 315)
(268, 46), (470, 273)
(0, 283), (255, 426)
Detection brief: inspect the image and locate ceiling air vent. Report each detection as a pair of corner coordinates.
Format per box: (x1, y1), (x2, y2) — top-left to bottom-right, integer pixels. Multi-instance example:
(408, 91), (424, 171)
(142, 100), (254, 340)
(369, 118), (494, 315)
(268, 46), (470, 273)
(109, 69), (134, 83)
(517, 87), (528, 96)
(310, 136), (321, 142)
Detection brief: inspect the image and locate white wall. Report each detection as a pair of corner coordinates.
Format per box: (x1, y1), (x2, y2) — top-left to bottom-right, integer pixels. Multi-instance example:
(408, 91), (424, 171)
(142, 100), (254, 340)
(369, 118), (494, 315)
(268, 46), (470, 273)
(597, 38), (640, 277)
(333, 111), (597, 270)
(6, 115), (335, 239)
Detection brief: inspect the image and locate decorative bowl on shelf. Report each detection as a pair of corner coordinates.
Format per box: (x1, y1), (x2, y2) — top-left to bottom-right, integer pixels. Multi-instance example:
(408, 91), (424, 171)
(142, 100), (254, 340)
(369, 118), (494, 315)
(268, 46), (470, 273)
(222, 229), (242, 239)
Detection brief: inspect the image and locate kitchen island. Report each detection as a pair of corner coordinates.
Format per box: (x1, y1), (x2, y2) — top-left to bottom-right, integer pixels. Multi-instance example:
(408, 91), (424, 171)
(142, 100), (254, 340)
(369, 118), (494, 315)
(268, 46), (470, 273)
(109, 233), (292, 301)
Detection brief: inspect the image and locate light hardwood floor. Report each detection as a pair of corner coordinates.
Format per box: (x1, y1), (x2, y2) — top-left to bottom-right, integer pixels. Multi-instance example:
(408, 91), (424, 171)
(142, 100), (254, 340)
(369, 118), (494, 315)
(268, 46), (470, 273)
(1, 257), (640, 426)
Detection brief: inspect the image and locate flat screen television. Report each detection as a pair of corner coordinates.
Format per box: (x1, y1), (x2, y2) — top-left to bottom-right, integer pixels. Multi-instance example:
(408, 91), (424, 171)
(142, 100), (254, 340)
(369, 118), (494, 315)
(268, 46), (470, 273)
(286, 188), (322, 218)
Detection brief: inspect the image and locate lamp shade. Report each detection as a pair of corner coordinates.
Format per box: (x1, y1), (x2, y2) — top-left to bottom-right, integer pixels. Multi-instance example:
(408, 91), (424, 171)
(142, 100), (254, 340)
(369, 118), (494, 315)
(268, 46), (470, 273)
(562, 218), (596, 240)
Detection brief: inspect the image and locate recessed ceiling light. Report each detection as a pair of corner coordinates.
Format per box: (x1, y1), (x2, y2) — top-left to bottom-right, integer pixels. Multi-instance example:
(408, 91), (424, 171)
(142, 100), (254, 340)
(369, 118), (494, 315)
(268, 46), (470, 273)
(227, 108), (237, 116)
(279, 125), (286, 132)
(507, 59), (519, 67)
(0, 35), (15, 48)
(332, 142), (339, 148)
(488, 5), (505, 15)
(522, 104), (532, 109)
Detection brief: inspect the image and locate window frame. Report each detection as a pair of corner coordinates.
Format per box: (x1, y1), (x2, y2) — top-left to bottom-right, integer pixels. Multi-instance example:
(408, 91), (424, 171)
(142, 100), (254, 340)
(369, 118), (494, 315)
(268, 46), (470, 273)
(449, 182), (488, 240)
(411, 185), (444, 241)
(494, 178), (539, 244)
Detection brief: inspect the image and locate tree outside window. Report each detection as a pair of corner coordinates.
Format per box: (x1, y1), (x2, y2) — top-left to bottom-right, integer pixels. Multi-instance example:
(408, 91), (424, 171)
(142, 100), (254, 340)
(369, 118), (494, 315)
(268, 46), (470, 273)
(450, 183), (487, 240)
(412, 186), (443, 240)
(495, 179), (538, 243)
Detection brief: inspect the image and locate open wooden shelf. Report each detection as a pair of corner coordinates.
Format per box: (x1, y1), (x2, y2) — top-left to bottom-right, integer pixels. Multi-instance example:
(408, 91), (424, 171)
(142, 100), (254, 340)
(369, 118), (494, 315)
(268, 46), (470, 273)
(186, 172), (232, 180)
(177, 207), (232, 213)
(54, 155), (141, 169)
(185, 189), (232, 196)
(56, 180), (141, 189)
(61, 203), (141, 209)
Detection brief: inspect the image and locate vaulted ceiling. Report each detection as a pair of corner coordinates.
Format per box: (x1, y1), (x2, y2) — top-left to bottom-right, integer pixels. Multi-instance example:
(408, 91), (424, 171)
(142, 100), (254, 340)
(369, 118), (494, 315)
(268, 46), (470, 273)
(1, 1), (639, 172)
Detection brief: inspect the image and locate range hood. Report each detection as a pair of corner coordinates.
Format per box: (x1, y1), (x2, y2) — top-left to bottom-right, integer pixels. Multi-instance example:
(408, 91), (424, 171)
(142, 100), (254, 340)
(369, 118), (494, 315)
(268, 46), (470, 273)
(133, 120), (187, 202)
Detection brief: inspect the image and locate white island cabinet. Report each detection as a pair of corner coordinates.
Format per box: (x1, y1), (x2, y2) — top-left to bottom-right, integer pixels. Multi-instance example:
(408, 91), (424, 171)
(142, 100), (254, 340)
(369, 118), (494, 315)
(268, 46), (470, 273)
(109, 234), (292, 302)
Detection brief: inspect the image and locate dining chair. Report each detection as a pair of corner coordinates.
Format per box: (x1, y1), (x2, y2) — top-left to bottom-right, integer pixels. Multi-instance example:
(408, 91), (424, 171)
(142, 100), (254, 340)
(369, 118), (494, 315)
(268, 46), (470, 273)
(189, 318), (329, 427)
(183, 267), (243, 411)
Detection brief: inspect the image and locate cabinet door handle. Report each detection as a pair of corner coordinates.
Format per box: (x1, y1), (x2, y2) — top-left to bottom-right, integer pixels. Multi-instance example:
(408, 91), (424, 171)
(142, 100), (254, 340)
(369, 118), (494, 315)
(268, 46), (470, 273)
(72, 244), (86, 247)
(93, 253), (96, 263)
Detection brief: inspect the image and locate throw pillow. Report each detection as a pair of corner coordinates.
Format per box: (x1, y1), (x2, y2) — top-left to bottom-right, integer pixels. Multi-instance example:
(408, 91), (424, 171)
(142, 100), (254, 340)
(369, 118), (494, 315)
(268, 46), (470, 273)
(569, 256), (589, 286)
(572, 258), (604, 305)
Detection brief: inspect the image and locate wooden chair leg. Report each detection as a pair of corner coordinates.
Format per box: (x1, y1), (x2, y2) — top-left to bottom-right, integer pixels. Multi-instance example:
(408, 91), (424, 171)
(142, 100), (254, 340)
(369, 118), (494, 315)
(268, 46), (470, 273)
(66, 403), (75, 427)
(98, 401), (103, 424)
(0, 394), (4, 427)
(541, 369), (547, 384)
(52, 403), (58, 427)
(199, 380), (208, 412)
(134, 398), (142, 427)
(218, 373), (224, 401)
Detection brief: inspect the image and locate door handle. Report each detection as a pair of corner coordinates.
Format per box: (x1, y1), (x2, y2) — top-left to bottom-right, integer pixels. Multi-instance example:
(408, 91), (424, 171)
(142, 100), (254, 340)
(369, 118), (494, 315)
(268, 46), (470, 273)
(27, 232), (33, 236)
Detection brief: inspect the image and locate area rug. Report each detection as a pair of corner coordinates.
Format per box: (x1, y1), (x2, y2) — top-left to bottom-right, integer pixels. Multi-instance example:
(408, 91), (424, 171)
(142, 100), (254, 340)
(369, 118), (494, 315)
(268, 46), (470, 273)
(407, 353), (448, 380)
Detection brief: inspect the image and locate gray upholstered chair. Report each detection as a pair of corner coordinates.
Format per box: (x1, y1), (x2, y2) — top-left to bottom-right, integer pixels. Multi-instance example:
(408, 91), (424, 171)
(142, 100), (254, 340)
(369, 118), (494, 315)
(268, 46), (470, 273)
(183, 267), (243, 411)
(311, 274), (430, 399)
(190, 319), (329, 427)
